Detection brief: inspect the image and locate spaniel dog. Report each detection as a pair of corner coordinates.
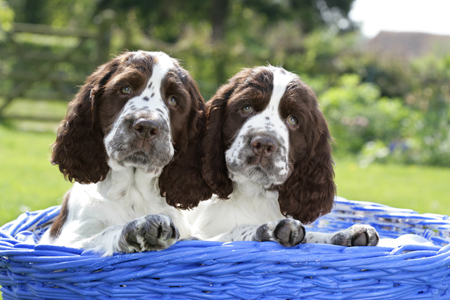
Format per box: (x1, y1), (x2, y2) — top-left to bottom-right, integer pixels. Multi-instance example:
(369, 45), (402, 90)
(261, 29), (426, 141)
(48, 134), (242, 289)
(189, 66), (379, 247)
(40, 51), (211, 255)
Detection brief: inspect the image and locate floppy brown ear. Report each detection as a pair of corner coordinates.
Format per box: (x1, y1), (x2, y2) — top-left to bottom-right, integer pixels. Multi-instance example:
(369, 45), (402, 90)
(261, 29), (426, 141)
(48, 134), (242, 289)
(159, 74), (213, 209)
(51, 60), (119, 184)
(201, 74), (248, 199)
(202, 69), (255, 198)
(278, 96), (336, 224)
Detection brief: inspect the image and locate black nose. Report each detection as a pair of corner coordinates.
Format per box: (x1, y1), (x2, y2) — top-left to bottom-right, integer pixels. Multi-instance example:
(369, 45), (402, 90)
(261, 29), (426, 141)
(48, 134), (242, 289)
(251, 136), (277, 157)
(133, 119), (160, 140)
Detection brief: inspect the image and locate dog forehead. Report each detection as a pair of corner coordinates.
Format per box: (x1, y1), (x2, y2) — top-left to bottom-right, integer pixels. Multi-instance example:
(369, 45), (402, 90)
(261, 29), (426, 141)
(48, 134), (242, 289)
(237, 68), (292, 138)
(139, 52), (175, 99)
(120, 52), (176, 114)
(126, 50), (175, 76)
(264, 66), (295, 114)
(242, 67), (294, 128)
(151, 51), (176, 75)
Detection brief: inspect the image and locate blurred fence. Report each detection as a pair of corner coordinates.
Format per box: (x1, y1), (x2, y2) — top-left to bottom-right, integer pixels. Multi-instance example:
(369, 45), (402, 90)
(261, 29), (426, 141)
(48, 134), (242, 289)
(0, 11), (114, 121)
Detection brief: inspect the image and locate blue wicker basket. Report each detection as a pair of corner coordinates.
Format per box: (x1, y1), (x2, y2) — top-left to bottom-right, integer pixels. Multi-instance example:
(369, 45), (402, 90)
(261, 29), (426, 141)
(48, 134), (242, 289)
(1, 197), (450, 299)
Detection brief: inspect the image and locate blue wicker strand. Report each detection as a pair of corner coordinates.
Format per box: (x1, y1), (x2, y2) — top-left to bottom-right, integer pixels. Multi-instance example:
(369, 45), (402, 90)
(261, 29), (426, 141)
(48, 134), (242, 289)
(1, 197), (450, 299)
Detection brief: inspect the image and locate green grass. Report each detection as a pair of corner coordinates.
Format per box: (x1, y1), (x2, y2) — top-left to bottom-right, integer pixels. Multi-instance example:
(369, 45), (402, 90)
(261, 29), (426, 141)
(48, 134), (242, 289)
(0, 125), (72, 226)
(334, 159), (450, 215)
(2, 98), (69, 118)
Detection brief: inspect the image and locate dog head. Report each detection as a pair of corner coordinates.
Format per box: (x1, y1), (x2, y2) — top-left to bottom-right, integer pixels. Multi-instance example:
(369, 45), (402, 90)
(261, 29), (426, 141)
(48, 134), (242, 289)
(52, 51), (211, 208)
(202, 66), (335, 223)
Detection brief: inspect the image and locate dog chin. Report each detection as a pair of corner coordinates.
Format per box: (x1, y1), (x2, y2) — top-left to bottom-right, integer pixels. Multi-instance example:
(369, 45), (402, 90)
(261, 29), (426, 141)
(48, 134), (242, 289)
(229, 165), (277, 187)
(110, 149), (172, 172)
(123, 151), (151, 165)
(248, 167), (273, 186)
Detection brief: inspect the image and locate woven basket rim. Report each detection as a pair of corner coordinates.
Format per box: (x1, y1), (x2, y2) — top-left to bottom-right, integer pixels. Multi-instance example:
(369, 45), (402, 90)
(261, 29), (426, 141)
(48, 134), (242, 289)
(1, 197), (450, 300)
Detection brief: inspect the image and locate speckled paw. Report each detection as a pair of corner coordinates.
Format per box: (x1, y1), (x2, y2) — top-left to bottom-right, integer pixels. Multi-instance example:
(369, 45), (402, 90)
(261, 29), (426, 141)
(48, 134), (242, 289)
(255, 218), (305, 247)
(331, 224), (379, 247)
(120, 214), (179, 253)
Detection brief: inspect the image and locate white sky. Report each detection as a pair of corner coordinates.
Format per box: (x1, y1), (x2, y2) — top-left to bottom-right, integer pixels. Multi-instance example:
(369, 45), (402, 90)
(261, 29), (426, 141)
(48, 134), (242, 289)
(349, 0), (450, 38)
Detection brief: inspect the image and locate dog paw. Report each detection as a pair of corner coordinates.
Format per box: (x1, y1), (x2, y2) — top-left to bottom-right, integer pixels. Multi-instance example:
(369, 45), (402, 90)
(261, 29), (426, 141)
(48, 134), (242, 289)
(331, 224), (379, 247)
(254, 218), (305, 247)
(119, 214), (179, 253)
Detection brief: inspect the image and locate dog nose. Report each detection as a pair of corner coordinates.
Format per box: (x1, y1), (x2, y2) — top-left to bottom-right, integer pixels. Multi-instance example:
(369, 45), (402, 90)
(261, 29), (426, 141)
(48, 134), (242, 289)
(251, 136), (277, 157)
(133, 119), (160, 140)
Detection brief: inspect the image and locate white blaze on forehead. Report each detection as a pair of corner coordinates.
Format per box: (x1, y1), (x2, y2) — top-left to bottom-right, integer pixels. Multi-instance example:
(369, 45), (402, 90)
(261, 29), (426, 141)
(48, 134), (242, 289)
(264, 66), (294, 115)
(149, 51), (176, 100)
(121, 51), (175, 118)
(245, 66), (294, 133)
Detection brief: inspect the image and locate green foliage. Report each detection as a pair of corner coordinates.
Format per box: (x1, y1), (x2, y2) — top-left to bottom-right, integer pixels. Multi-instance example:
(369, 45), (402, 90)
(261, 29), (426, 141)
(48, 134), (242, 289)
(320, 74), (408, 153)
(319, 70), (450, 167)
(9, 0), (97, 28)
(0, 0), (14, 32)
(334, 47), (450, 168)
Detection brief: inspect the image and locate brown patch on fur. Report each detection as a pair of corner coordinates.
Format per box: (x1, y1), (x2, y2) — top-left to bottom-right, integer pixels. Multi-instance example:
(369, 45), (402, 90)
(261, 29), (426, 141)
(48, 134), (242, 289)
(158, 67), (212, 209)
(277, 80), (336, 224)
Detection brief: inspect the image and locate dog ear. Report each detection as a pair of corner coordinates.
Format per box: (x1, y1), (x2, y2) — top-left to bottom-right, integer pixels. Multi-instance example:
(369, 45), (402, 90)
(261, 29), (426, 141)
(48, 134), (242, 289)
(159, 72), (213, 209)
(51, 59), (119, 184)
(278, 90), (336, 224)
(201, 69), (252, 199)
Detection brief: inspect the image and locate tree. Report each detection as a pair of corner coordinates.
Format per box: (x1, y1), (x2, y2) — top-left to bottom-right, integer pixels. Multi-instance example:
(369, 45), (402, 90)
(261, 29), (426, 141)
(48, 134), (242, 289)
(7, 0), (357, 94)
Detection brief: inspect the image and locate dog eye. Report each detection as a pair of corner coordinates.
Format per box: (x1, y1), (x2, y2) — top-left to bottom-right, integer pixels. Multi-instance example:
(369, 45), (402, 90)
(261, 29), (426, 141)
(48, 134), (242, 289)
(241, 105), (253, 114)
(168, 97), (178, 107)
(120, 85), (132, 95)
(287, 115), (298, 127)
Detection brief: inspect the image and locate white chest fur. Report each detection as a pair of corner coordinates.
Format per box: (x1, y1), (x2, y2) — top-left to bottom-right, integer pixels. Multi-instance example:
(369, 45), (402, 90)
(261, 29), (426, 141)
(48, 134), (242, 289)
(188, 180), (284, 240)
(41, 166), (191, 247)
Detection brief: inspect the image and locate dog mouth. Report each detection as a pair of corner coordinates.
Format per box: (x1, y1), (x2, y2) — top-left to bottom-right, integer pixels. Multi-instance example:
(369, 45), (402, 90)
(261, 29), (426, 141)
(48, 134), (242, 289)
(247, 166), (271, 184)
(105, 113), (174, 172)
(227, 158), (273, 185)
(246, 163), (289, 187)
(123, 151), (151, 165)
(246, 154), (271, 167)
(121, 145), (173, 167)
(111, 136), (174, 168)
(227, 152), (289, 186)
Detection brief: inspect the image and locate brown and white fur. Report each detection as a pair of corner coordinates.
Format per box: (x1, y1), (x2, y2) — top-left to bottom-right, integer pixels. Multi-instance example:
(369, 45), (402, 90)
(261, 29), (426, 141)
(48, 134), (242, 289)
(189, 66), (379, 247)
(40, 51), (211, 256)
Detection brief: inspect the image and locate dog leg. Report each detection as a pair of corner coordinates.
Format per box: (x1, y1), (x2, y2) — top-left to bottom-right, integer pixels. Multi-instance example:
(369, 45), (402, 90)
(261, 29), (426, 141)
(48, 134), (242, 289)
(83, 213), (179, 256)
(305, 224), (379, 246)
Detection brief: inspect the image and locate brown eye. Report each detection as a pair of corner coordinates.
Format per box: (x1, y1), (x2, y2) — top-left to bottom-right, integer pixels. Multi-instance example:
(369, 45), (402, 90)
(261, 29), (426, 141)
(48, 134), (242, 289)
(241, 105), (253, 114)
(168, 97), (178, 107)
(121, 85), (132, 95)
(287, 115), (298, 127)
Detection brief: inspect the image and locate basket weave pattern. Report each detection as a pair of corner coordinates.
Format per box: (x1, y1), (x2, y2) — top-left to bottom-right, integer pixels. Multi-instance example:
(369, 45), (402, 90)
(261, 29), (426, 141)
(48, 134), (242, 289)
(1, 197), (450, 299)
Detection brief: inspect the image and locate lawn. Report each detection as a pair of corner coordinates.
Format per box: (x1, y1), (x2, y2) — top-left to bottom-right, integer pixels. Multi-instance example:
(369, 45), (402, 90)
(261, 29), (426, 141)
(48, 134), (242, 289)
(0, 125), (72, 225)
(334, 159), (450, 215)
(1, 122), (449, 226)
